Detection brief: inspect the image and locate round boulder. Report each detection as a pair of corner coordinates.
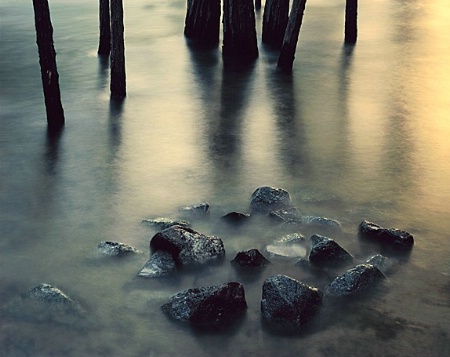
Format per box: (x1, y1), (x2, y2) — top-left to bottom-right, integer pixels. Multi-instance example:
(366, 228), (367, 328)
(250, 186), (293, 214)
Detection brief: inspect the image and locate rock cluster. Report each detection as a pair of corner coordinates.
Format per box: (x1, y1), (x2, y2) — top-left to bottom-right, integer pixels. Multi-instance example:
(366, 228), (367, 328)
(17, 187), (413, 333)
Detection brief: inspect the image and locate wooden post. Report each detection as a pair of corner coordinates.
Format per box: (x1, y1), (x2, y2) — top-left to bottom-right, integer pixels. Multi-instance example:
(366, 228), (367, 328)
(110, 0), (126, 99)
(255, 0), (261, 10)
(222, 0), (258, 62)
(262, 0), (290, 48)
(184, 0), (221, 47)
(344, 0), (357, 44)
(277, 0), (307, 72)
(98, 0), (111, 55)
(32, 0), (65, 130)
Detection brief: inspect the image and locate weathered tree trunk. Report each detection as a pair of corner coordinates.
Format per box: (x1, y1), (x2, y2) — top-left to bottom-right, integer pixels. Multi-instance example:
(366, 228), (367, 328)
(98, 0), (111, 55)
(277, 0), (307, 72)
(110, 0), (126, 99)
(222, 0), (258, 62)
(184, 0), (221, 47)
(32, 0), (65, 130)
(344, 0), (358, 44)
(262, 0), (290, 48)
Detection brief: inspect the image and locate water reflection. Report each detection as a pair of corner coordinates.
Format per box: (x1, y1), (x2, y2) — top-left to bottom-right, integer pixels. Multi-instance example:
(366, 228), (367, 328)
(97, 54), (110, 90)
(109, 98), (123, 153)
(44, 127), (63, 176)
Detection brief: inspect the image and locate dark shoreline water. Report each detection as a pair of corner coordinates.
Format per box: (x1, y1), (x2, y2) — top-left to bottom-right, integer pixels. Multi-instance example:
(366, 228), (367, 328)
(1, 0), (449, 356)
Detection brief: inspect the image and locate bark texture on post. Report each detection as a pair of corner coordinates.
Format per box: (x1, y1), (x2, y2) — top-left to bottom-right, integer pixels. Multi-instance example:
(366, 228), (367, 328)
(184, 0), (221, 47)
(98, 0), (111, 55)
(262, 0), (290, 48)
(277, 0), (307, 72)
(32, 0), (65, 130)
(222, 0), (258, 61)
(110, 0), (126, 99)
(344, 0), (358, 44)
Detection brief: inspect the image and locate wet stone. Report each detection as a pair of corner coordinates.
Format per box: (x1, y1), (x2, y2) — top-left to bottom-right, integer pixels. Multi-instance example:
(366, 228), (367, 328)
(28, 284), (74, 305)
(301, 215), (342, 230)
(231, 249), (270, 268)
(221, 211), (251, 224)
(150, 225), (225, 265)
(138, 251), (176, 278)
(359, 220), (414, 249)
(141, 217), (191, 230)
(179, 202), (211, 216)
(161, 282), (247, 328)
(269, 207), (303, 224)
(365, 254), (393, 275)
(250, 186), (293, 214)
(308, 234), (353, 266)
(96, 241), (140, 257)
(261, 275), (322, 331)
(325, 263), (385, 297)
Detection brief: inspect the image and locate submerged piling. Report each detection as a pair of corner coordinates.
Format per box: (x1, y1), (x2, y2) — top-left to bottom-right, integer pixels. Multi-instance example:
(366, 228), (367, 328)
(277, 0), (307, 72)
(344, 0), (358, 44)
(32, 0), (65, 130)
(184, 0), (221, 47)
(98, 0), (111, 55)
(110, 0), (126, 99)
(262, 0), (290, 48)
(222, 0), (259, 62)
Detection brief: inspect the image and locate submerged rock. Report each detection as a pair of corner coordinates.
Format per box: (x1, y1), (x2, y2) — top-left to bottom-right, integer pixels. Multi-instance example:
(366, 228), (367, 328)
(221, 211), (251, 224)
(231, 249), (270, 268)
(358, 220), (414, 249)
(301, 216), (342, 230)
(141, 217), (191, 230)
(179, 202), (211, 216)
(150, 225), (225, 265)
(250, 186), (293, 214)
(266, 233), (306, 258)
(269, 207), (303, 224)
(28, 284), (74, 305)
(308, 234), (353, 266)
(138, 251), (176, 278)
(365, 254), (393, 275)
(96, 241), (140, 257)
(261, 275), (322, 331)
(162, 282), (247, 328)
(325, 264), (385, 297)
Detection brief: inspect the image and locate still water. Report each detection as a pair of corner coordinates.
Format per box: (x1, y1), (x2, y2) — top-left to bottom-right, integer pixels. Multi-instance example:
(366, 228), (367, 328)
(1, 0), (449, 356)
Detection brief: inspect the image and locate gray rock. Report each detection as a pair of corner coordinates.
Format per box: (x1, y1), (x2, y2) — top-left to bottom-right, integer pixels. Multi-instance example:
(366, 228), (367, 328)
(28, 284), (74, 305)
(365, 254), (393, 275)
(301, 216), (342, 230)
(325, 264), (385, 297)
(179, 202), (211, 216)
(138, 251), (176, 278)
(308, 234), (353, 266)
(231, 249), (270, 268)
(141, 218), (190, 230)
(358, 220), (414, 249)
(221, 211), (251, 224)
(261, 275), (322, 330)
(266, 233), (306, 258)
(269, 207), (303, 224)
(250, 186), (293, 214)
(150, 225), (225, 265)
(162, 282), (247, 328)
(96, 241), (140, 256)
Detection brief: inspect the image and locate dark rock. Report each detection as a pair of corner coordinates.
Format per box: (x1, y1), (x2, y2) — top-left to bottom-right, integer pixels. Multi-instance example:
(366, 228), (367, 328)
(141, 217), (191, 230)
(231, 249), (270, 268)
(96, 241), (140, 256)
(269, 207), (302, 224)
(150, 225), (225, 265)
(221, 211), (251, 224)
(308, 234), (353, 266)
(295, 257), (310, 269)
(162, 282), (247, 328)
(358, 220), (414, 249)
(261, 275), (322, 330)
(365, 254), (393, 275)
(28, 284), (74, 305)
(250, 186), (293, 214)
(301, 216), (342, 230)
(266, 233), (306, 258)
(325, 264), (385, 297)
(138, 251), (176, 278)
(180, 202), (211, 216)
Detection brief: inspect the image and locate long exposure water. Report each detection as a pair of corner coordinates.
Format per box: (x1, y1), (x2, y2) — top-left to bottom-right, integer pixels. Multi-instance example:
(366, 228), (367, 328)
(1, 0), (449, 356)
